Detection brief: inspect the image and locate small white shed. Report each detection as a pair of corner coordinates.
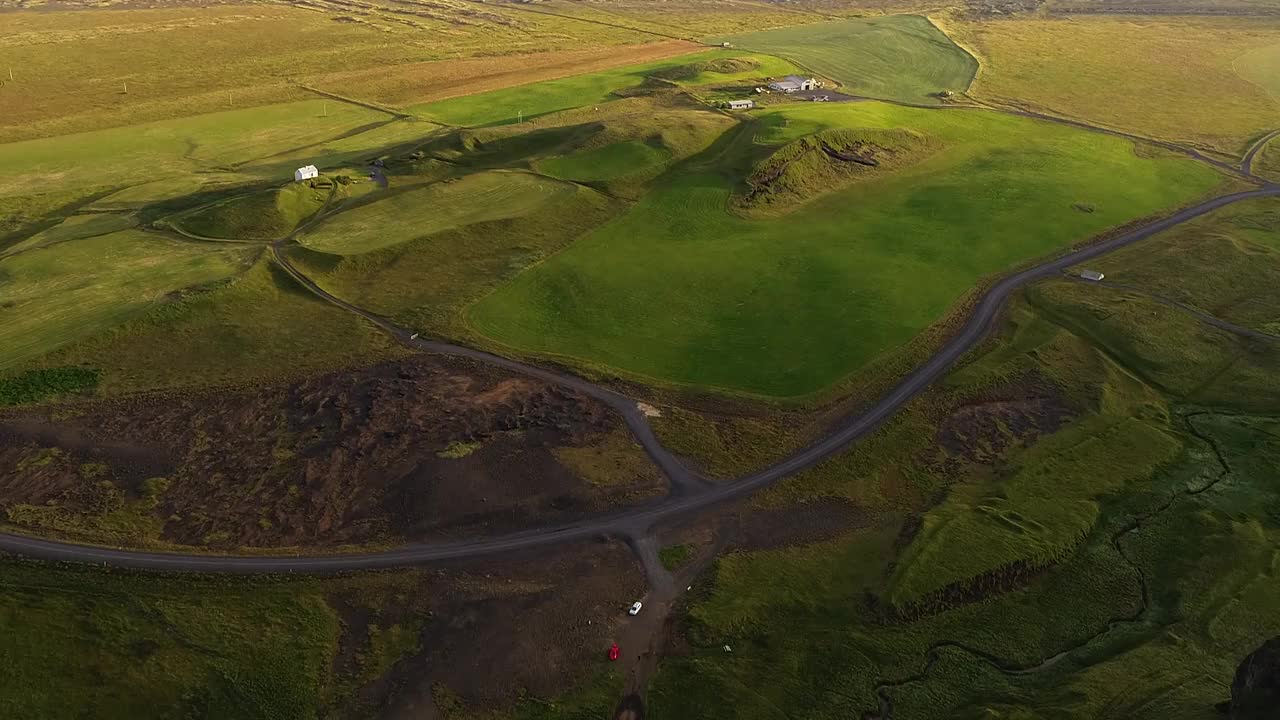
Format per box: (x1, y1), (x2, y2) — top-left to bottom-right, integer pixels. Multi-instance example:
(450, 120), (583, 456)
(727, 99), (755, 110)
(1079, 269), (1105, 282)
(294, 165), (319, 182)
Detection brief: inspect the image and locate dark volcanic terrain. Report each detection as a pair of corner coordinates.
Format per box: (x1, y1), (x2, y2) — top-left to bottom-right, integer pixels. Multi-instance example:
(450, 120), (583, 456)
(0, 354), (663, 548)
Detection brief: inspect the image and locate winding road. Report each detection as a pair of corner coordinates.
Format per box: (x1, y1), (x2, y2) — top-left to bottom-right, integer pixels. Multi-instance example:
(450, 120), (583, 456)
(2, 120), (1277, 574)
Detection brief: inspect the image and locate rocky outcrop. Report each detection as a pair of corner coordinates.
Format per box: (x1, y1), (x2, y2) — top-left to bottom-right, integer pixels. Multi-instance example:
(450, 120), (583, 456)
(1225, 637), (1280, 719)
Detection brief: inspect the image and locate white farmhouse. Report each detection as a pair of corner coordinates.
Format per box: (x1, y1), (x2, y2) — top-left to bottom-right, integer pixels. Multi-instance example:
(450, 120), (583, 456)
(294, 165), (319, 182)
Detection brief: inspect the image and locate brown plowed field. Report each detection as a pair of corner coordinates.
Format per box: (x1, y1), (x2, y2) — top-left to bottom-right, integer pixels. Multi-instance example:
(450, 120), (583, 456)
(310, 40), (702, 108)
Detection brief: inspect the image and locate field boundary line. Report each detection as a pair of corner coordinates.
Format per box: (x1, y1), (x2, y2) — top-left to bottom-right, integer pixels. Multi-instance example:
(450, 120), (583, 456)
(295, 84), (412, 119)
(466, 0), (698, 42)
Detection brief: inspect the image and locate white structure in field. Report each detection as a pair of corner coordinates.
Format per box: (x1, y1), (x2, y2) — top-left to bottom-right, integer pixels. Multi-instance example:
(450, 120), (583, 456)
(294, 165), (319, 182)
(1079, 269), (1106, 282)
(767, 75), (819, 93)
(727, 99), (755, 110)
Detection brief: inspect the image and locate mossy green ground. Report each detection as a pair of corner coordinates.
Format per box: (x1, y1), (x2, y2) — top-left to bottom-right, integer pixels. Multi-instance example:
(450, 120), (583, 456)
(1070, 195), (1280, 336)
(407, 50), (799, 127)
(647, 281), (1280, 718)
(717, 15), (978, 103)
(469, 102), (1222, 397)
(0, 562), (341, 720)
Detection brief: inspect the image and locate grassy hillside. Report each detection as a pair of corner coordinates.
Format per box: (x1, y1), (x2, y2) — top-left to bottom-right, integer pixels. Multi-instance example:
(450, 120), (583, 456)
(175, 183), (332, 242)
(716, 15), (978, 103)
(299, 172), (578, 255)
(0, 230), (251, 370)
(468, 102), (1223, 397)
(26, 259), (405, 395)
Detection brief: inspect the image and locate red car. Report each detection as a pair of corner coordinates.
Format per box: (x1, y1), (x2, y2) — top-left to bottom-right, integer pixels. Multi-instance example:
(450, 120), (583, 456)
(608, 643), (620, 661)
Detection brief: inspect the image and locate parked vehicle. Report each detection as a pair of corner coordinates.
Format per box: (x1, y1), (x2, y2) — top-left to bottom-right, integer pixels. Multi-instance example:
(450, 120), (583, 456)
(628, 601), (643, 616)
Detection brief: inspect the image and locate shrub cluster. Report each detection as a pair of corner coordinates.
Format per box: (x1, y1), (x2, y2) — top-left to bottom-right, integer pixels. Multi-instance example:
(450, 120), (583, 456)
(0, 366), (100, 407)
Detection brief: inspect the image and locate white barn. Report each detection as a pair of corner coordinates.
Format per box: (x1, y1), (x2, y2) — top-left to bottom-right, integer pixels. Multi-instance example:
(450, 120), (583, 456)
(294, 165), (319, 182)
(727, 99), (755, 110)
(767, 75), (819, 94)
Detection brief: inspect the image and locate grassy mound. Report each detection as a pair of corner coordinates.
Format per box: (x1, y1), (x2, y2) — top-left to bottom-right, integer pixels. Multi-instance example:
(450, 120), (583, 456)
(652, 57), (760, 82)
(537, 108), (734, 188)
(738, 127), (937, 213)
(297, 171), (577, 255)
(174, 182), (330, 241)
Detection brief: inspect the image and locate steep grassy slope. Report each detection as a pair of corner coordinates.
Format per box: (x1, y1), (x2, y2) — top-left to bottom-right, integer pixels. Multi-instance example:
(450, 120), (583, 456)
(175, 183), (332, 241)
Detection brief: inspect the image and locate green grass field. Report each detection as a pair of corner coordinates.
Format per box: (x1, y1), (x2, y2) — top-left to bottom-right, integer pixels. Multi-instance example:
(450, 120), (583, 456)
(0, 230), (251, 371)
(0, 100), (393, 199)
(299, 171), (578, 255)
(540, 140), (670, 181)
(407, 50), (799, 127)
(716, 15), (978, 103)
(468, 102), (1222, 397)
(286, 179), (626, 341)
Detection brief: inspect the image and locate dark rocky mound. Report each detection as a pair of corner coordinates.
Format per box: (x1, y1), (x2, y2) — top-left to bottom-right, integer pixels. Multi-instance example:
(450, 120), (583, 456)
(1224, 637), (1280, 719)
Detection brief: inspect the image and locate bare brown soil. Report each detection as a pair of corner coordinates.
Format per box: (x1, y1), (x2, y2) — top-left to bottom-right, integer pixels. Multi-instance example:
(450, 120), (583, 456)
(731, 497), (871, 551)
(311, 39), (702, 109)
(927, 376), (1074, 474)
(353, 541), (646, 718)
(0, 354), (663, 549)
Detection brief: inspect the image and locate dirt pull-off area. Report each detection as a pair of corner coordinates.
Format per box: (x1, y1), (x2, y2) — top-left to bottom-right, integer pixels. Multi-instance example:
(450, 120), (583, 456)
(319, 540), (647, 719)
(0, 355), (663, 549)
